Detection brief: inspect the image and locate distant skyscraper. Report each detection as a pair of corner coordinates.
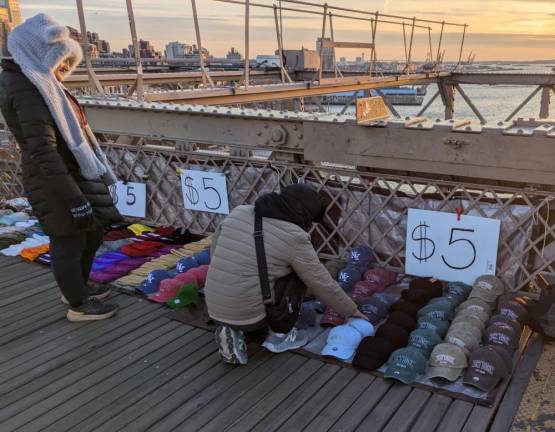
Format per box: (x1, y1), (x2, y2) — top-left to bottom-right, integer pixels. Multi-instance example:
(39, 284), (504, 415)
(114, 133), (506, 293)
(0, 0), (22, 57)
(226, 47), (242, 60)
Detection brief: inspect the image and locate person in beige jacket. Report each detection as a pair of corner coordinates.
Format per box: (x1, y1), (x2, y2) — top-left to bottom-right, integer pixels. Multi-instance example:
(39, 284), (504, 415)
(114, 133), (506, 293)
(204, 184), (365, 365)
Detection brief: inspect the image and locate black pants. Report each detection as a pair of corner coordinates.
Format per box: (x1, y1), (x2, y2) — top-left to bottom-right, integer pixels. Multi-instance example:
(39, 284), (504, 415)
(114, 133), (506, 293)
(50, 226), (104, 308)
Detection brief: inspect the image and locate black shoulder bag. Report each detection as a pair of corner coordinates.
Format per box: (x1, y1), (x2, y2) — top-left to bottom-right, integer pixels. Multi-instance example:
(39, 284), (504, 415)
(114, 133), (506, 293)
(254, 214), (306, 334)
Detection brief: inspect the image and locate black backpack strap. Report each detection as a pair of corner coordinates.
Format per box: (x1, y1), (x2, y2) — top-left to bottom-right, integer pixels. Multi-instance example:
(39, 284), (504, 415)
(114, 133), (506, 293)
(254, 214), (274, 304)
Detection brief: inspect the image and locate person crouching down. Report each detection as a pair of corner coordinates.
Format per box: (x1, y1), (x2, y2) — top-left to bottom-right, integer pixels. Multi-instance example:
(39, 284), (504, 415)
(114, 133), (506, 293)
(0, 14), (121, 321)
(204, 184), (366, 364)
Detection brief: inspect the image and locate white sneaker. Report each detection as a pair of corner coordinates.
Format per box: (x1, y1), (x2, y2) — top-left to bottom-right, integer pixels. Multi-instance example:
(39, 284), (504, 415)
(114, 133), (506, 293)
(262, 328), (308, 353)
(215, 325), (248, 365)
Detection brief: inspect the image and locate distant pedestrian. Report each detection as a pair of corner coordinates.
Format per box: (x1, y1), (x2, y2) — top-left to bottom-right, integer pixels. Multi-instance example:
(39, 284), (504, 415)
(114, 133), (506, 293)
(0, 14), (120, 321)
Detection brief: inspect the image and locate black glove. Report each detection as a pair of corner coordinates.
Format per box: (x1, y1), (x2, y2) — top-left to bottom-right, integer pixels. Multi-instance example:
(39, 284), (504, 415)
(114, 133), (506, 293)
(69, 197), (94, 230)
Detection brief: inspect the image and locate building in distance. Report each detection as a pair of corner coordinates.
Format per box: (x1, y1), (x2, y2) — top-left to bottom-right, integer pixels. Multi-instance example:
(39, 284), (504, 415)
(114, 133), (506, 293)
(0, 0), (21, 57)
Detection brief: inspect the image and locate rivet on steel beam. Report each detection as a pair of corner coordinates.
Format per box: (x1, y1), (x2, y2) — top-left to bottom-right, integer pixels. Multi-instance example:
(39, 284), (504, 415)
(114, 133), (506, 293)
(465, 126), (472, 131)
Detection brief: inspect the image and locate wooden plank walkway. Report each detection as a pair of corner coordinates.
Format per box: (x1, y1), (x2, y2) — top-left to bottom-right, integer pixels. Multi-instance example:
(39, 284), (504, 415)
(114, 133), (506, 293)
(0, 256), (543, 432)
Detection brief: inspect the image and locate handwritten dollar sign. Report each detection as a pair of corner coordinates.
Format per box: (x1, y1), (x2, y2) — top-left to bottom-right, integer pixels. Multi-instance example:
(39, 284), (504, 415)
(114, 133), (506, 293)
(411, 222), (436, 262)
(183, 176), (200, 205)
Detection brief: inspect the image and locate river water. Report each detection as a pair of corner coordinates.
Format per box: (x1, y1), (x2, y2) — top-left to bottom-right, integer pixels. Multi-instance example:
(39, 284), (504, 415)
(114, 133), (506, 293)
(323, 63), (555, 123)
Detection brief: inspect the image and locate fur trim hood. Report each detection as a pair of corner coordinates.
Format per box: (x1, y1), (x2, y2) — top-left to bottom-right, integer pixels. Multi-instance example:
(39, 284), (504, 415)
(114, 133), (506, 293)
(8, 14), (82, 77)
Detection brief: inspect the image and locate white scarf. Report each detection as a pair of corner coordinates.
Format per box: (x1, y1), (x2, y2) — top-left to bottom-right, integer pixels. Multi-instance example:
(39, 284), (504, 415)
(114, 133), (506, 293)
(7, 14), (117, 185)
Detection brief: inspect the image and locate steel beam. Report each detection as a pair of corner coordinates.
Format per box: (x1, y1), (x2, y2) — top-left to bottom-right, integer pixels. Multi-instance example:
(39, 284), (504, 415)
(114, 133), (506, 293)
(144, 73), (445, 105)
(76, 98), (555, 187)
(451, 73), (555, 86)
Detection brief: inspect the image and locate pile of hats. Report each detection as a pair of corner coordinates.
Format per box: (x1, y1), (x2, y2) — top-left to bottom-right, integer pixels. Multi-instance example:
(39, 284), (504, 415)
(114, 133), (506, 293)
(321, 318), (376, 360)
(375, 278), (447, 382)
(462, 292), (529, 392)
(320, 246), (375, 326)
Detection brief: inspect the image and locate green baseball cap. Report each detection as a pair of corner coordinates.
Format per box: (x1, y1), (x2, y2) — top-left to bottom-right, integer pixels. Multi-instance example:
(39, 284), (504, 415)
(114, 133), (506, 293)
(446, 281), (472, 299)
(417, 317), (450, 338)
(457, 298), (492, 317)
(429, 343), (468, 381)
(408, 328), (442, 357)
(417, 303), (455, 321)
(383, 347), (427, 384)
(452, 313), (486, 332)
(166, 283), (199, 309)
(427, 296), (459, 311)
(445, 327), (480, 356)
(469, 275), (504, 304)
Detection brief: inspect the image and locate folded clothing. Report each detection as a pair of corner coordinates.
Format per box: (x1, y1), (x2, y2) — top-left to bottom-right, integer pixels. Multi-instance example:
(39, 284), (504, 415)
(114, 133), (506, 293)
(0, 212), (30, 226)
(127, 223), (155, 236)
(1, 234), (50, 256)
(36, 253), (51, 266)
(21, 244), (50, 261)
(121, 241), (166, 257)
(104, 228), (135, 241)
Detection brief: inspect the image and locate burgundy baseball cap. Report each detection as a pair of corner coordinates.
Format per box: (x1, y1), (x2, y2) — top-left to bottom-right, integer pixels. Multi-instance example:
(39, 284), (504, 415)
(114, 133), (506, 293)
(484, 324), (519, 353)
(352, 280), (381, 303)
(464, 345), (511, 392)
(352, 337), (396, 371)
(390, 301), (422, 317)
(320, 307), (345, 327)
(363, 268), (397, 287)
(487, 314), (522, 336)
(402, 279), (443, 304)
(376, 323), (409, 348)
(386, 311), (417, 332)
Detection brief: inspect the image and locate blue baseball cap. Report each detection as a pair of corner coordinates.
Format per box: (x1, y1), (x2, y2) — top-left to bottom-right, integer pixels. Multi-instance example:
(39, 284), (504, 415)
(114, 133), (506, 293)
(321, 325), (363, 360)
(137, 270), (172, 295)
(337, 264), (363, 292)
(348, 246), (375, 270)
(176, 256), (200, 273)
(193, 249), (211, 266)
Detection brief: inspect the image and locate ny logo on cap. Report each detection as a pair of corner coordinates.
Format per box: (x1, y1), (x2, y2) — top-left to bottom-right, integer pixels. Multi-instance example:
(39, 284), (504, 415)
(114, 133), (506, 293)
(339, 272), (349, 283)
(147, 274), (155, 283)
(351, 251), (361, 261)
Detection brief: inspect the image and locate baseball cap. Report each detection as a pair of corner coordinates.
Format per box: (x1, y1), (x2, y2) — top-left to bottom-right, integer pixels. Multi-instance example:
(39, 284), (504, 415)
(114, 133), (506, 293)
(348, 245), (375, 270)
(427, 296), (459, 311)
(347, 318), (376, 338)
(402, 279), (444, 304)
(176, 256), (200, 273)
(359, 297), (389, 320)
(408, 328), (442, 357)
(390, 301), (422, 317)
(386, 311), (417, 332)
(188, 265), (209, 288)
(447, 321), (482, 341)
(193, 249), (211, 266)
(469, 275), (504, 304)
(487, 314), (522, 336)
(376, 323), (410, 348)
(452, 313), (486, 332)
(417, 303), (455, 321)
(445, 327), (480, 356)
(321, 325), (363, 360)
(352, 280), (381, 303)
(428, 343), (468, 381)
(320, 307), (345, 327)
(446, 281), (472, 300)
(497, 298), (528, 324)
(484, 324), (518, 353)
(136, 269), (172, 296)
(166, 283), (199, 309)
(384, 347), (427, 384)
(457, 298), (492, 317)
(373, 292), (396, 309)
(464, 345), (511, 392)
(337, 265), (364, 292)
(352, 337), (396, 371)
(148, 278), (184, 303)
(417, 317), (450, 338)
(363, 268), (397, 287)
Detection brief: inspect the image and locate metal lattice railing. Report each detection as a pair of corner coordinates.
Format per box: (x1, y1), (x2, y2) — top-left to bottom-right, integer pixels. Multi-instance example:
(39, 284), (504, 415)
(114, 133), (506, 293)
(2, 138), (555, 293)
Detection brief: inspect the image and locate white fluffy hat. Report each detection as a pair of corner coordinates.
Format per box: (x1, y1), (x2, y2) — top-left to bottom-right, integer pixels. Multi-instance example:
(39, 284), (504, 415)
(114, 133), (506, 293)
(8, 13), (83, 76)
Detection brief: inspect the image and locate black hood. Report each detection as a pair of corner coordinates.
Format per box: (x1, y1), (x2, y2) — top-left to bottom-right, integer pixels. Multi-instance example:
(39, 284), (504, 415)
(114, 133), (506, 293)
(254, 184), (329, 231)
(1, 59), (22, 74)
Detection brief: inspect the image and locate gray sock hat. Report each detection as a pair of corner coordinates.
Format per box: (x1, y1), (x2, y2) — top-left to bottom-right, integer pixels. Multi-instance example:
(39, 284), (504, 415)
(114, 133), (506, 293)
(7, 14), (117, 185)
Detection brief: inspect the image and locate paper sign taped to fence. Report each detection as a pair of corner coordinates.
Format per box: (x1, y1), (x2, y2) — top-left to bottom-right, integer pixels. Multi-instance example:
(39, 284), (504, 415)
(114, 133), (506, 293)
(356, 96), (390, 125)
(108, 181), (147, 218)
(180, 170), (230, 215)
(405, 209), (501, 285)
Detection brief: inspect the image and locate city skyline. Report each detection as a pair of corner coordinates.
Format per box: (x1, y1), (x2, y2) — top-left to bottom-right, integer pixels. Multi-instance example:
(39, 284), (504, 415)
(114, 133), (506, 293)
(17, 0), (555, 61)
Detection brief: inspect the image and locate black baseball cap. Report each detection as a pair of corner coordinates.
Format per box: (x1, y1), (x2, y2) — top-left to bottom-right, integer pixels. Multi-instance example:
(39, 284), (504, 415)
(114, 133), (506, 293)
(352, 337), (396, 371)
(390, 300), (422, 317)
(487, 313), (522, 336)
(484, 324), (519, 353)
(386, 311), (417, 332)
(376, 323), (410, 348)
(464, 345), (511, 392)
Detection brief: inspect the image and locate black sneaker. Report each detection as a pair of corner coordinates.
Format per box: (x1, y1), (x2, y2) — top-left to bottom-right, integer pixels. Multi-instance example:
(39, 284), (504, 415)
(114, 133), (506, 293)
(66, 299), (119, 322)
(61, 285), (111, 305)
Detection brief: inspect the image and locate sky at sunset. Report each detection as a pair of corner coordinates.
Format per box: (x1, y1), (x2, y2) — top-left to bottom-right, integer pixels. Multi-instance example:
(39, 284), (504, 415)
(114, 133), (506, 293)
(18, 0), (555, 61)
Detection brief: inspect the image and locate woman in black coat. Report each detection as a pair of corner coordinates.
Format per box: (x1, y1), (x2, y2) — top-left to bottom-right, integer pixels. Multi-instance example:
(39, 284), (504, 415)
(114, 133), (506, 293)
(0, 14), (121, 321)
